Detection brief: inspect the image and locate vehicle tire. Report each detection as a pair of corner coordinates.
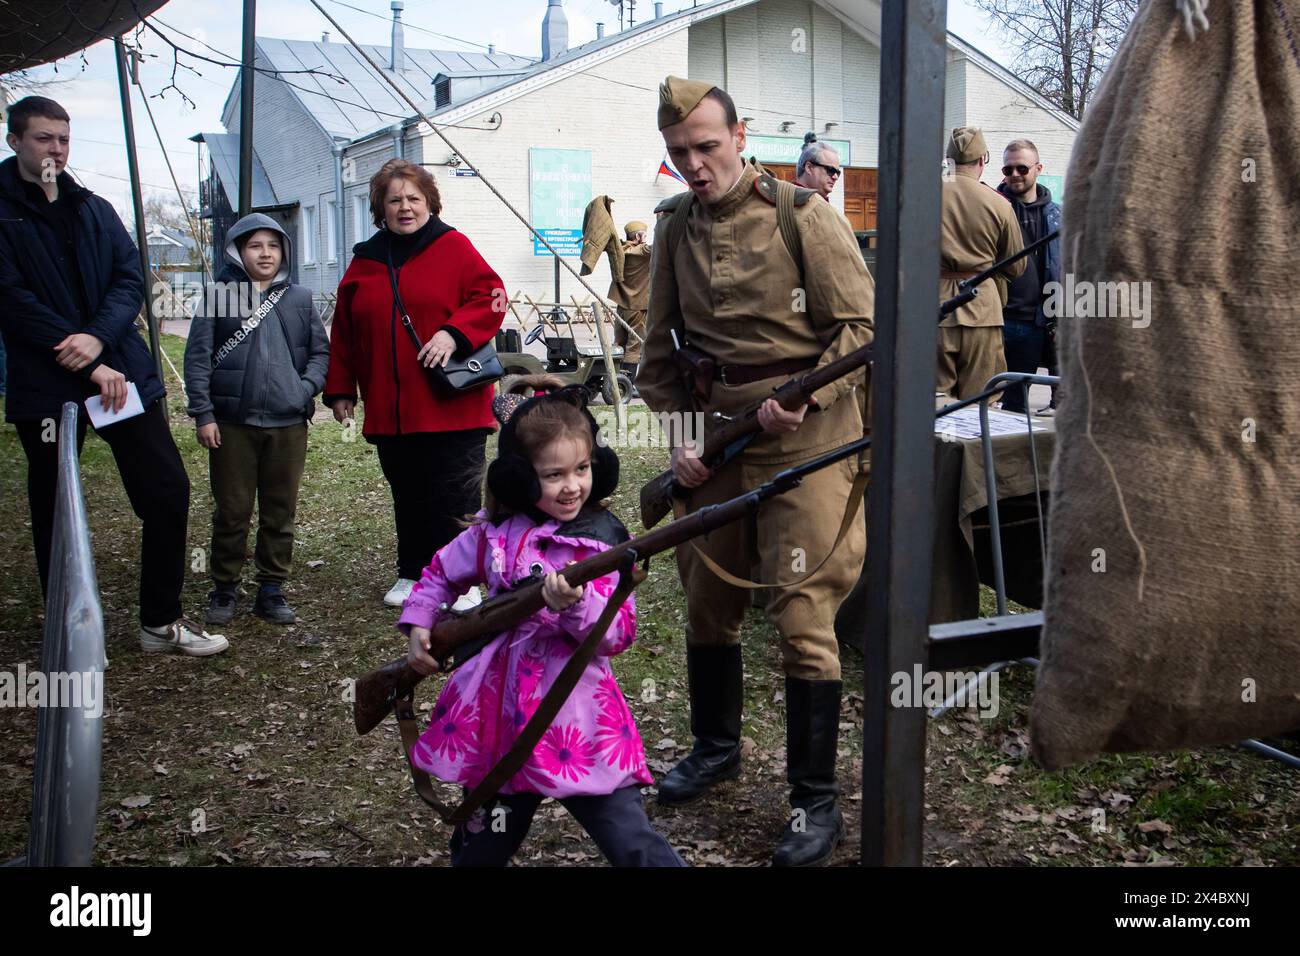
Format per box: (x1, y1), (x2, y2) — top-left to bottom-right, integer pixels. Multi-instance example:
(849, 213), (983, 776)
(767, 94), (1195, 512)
(601, 371), (634, 406)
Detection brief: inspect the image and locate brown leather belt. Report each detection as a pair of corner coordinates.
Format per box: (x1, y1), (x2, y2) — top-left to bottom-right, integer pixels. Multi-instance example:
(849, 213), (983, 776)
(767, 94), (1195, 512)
(940, 270), (981, 281)
(716, 356), (819, 387)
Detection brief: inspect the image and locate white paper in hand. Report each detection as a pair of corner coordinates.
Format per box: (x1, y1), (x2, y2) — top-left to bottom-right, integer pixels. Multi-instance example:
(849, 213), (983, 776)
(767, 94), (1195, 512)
(84, 381), (145, 428)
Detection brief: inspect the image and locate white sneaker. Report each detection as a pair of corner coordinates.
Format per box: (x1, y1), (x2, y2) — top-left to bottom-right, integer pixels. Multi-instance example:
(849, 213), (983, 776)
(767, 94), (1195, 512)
(451, 587), (482, 613)
(139, 618), (230, 657)
(384, 577), (417, 607)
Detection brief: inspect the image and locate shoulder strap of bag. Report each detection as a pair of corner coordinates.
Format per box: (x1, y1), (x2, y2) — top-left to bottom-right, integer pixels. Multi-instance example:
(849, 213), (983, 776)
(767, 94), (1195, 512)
(667, 191), (695, 268)
(211, 285), (288, 370)
(773, 178), (804, 278)
(668, 182), (804, 281)
(386, 252), (425, 354)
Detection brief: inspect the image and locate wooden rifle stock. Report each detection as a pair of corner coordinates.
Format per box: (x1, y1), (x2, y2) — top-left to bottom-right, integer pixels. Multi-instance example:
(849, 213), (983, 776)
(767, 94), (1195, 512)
(637, 230), (1060, 531)
(637, 342), (874, 529)
(354, 481), (799, 736)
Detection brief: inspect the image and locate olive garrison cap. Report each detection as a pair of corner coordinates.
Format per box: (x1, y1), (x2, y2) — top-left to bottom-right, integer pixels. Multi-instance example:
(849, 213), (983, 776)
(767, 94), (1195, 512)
(658, 75), (717, 129)
(946, 126), (989, 164)
(624, 220), (648, 236)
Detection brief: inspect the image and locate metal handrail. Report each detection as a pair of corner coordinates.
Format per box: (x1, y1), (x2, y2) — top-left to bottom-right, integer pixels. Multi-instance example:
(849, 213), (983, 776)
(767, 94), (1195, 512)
(25, 402), (106, 867)
(978, 371), (1060, 614)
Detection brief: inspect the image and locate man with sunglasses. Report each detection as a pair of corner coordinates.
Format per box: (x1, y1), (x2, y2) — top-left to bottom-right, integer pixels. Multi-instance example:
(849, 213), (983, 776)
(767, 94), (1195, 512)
(795, 136), (842, 201)
(937, 127), (1025, 401)
(996, 139), (1062, 414)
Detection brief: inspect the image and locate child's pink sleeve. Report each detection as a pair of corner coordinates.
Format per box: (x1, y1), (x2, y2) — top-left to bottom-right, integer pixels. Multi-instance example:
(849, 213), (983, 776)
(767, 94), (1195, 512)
(396, 522), (487, 635)
(558, 570), (637, 657)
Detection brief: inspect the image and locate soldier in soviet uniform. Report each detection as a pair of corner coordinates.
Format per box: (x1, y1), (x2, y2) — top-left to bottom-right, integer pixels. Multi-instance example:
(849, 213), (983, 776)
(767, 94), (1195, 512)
(938, 127), (1025, 400)
(639, 76), (874, 866)
(609, 219), (651, 384)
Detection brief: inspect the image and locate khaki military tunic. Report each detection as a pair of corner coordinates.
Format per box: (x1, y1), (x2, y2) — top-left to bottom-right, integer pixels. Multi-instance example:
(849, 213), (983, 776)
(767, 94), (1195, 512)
(610, 242), (651, 365)
(937, 175), (1025, 400)
(639, 161), (875, 680)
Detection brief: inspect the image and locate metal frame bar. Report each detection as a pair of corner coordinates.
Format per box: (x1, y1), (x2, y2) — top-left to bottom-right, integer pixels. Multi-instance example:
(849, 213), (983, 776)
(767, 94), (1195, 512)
(861, 0), (948, 868)
(977, 371), (1059, 613)
(26, 404), (105, 867)
(238, 0), (257, 218)
(113, 36), (162, 378)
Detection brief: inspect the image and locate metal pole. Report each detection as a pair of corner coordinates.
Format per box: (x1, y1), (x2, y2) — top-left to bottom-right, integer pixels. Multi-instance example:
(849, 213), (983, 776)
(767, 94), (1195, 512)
(554, 254), (561, 304)
(238, 0), (257, 218)
(979, 396), (1007, 615)
(113, 37), (161, 379)
(861, 0), (947, 867)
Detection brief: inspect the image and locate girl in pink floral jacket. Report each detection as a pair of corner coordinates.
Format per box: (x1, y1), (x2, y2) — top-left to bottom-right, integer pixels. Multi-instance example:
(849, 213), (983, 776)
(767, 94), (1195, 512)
(398, 378), (684, 866)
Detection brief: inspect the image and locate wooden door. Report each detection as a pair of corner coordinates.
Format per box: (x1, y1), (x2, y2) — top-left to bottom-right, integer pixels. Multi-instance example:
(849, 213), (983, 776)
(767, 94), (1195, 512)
(765, 162), (797, 183)
(763, 163), (877, 232)
(842, 167), (876, 232)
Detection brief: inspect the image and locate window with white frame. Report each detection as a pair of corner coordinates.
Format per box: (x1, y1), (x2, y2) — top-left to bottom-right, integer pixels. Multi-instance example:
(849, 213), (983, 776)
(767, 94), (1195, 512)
(301, 206), (317, 265)
(353, 193), (373, 245)
(326, 199), (338, 262)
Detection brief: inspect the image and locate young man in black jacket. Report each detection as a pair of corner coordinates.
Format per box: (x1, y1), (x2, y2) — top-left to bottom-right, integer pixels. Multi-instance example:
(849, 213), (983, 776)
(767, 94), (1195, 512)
(0, 96), (227, 656)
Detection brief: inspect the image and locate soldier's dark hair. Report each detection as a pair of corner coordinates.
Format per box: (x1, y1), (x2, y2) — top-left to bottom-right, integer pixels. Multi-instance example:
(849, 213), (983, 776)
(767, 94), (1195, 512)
(704, 87), (739, 127)
(6, 96), (70, 137)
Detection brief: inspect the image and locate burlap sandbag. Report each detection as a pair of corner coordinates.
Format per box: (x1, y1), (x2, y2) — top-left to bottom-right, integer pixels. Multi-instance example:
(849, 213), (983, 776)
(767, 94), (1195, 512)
(1031, 0), (1300, 769)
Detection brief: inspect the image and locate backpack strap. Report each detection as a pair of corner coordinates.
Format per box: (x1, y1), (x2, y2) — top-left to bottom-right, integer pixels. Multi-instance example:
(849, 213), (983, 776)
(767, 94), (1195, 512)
(753, 173), (816, 279)
(654, 190), (694, 269)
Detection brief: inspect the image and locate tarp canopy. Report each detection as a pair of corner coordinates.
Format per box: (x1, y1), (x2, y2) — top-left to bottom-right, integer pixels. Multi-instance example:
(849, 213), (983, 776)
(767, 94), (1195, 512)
(0, 0), (171, 74)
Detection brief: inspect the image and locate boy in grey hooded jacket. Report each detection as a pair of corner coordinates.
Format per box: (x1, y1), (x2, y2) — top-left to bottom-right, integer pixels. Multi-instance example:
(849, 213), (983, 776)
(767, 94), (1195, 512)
(184, 213), (329, 625)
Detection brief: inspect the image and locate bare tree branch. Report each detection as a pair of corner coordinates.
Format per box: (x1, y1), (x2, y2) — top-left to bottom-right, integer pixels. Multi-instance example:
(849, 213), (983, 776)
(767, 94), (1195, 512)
(974, 0), (1139, 120)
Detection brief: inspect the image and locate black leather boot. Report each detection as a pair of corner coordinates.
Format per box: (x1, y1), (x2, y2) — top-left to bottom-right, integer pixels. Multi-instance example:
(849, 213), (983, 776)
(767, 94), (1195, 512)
(772, 676), (844, 867)
(656, 643), (743, 806)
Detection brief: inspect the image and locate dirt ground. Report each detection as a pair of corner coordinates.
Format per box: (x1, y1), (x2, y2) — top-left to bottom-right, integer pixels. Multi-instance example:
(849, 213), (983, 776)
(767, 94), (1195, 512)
(1, 336), (1296, 867)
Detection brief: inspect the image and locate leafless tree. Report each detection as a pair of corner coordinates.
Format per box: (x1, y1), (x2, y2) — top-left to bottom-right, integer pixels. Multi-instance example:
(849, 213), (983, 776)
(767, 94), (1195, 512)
(973, 0), (1140, 119)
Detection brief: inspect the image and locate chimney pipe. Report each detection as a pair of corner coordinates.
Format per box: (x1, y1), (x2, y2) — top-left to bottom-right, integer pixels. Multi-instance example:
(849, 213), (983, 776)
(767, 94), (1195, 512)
(542, 0), (569, 61)
(390, 1), (405, 72)
(596, 22), (605, 39)
(488, 43), (496, 54)
(321, 31), (330, 42)
(654, 2), (663, 18)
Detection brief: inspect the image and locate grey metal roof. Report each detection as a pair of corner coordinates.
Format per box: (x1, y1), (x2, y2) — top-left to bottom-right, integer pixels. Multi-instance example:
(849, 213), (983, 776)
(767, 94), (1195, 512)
(255, 37), (535, 140)
(195, 132), (282, 210)
(406, 0), (735, 126)
(147, 227), (197, 250)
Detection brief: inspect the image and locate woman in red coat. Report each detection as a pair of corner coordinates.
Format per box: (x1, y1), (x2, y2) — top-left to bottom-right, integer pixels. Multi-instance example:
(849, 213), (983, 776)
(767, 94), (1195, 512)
(325, 159), (505, 607)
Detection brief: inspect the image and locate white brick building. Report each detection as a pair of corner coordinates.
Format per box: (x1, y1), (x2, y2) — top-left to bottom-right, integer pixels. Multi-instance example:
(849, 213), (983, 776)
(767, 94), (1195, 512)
(198, 0), (1080, 306)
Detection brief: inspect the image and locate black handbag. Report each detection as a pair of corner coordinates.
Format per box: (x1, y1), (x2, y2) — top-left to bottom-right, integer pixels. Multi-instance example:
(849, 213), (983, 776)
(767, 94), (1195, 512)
(387, 258), (503, 395)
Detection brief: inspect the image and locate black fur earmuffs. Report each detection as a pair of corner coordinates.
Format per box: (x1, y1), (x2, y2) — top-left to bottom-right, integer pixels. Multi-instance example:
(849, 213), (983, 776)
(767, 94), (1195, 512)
(486, 385), (619, 515)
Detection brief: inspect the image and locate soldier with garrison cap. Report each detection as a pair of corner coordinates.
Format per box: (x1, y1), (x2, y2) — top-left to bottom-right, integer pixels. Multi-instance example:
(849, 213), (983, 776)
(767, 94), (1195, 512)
(609, 219), (651, 386)
(639, 75), (874, 866)
(938, 126), (1025, 400)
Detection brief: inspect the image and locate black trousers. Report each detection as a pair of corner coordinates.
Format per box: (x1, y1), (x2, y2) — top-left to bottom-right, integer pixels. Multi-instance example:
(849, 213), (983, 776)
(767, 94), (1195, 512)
(373, 429), (487, 580)
(449, 786), (686, 867)
(15, 399), (190, 627)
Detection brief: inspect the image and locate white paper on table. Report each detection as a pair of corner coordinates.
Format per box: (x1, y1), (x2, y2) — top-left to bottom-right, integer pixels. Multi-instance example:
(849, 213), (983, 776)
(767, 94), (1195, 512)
(934, 405), (1046, 441)
(84, 381), (145, 428)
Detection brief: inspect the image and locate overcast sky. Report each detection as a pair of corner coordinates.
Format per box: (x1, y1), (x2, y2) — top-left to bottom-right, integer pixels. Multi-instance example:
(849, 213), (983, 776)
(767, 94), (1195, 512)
(0, 0), (1013, 219)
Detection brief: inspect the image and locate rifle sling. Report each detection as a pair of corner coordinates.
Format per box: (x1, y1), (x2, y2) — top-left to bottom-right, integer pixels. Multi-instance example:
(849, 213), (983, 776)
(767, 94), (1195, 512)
(672, 466), (868, 590)
(394, 557), (647, 826)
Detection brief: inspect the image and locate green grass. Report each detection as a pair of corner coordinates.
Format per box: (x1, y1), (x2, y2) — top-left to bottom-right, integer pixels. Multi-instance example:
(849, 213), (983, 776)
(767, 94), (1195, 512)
(0, 333), (1296, 866)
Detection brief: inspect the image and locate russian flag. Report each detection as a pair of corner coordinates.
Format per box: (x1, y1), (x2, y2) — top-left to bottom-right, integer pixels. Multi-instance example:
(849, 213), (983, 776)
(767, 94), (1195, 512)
(657, 155), (686, 184)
